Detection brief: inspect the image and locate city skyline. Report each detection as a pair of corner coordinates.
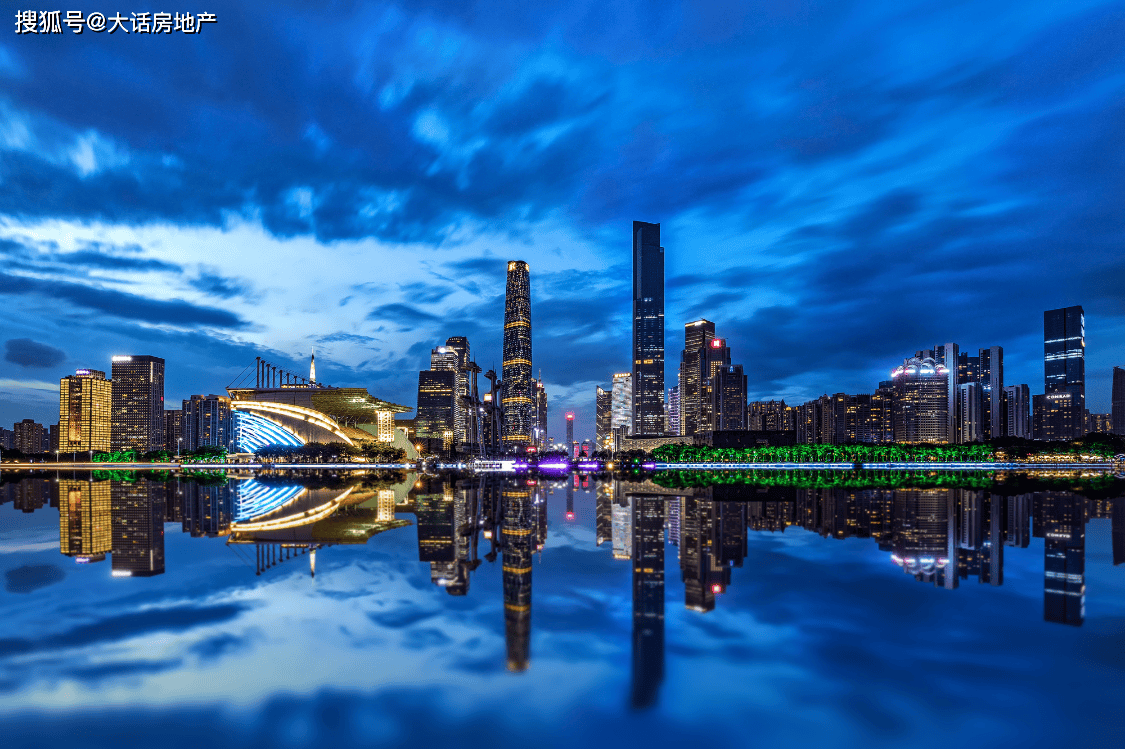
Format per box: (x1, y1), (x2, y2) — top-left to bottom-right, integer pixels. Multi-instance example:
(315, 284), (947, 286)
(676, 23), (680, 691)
(3, 2), (1125, 444)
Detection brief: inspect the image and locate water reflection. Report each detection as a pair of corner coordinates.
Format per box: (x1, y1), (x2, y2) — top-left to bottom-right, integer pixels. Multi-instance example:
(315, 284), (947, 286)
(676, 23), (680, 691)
(2, 469), (1123, 710)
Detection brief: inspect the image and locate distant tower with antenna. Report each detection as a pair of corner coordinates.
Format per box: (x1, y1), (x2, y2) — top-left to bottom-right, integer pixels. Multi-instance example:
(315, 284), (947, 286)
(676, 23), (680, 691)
(310, 350), (316, 384)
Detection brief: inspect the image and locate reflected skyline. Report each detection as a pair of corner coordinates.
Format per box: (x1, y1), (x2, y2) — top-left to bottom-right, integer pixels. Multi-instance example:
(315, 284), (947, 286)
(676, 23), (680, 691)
(1, 469), (1123, 710)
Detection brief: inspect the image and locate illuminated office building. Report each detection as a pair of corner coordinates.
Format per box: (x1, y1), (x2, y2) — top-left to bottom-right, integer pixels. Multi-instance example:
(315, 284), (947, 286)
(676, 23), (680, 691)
(711, 364), (747, 431)
(891, 356), (949, 443)
(163, 409), (183, 453)
(698, 338), (731, 433)
(958, 382), (983, 443)
(535, 378), (548, 448)
(110, 355), (165, 453)
(1111, 366), (1125, 436)
(596, 386), (612, 450)
(978, 346), (1004, 438)
(110, 481), (166, 577)
(59, 368), (112, 453)
(501, 261), (534, 449)
(632, 221), (664, 436)
(679, 320), (715, 436)
(611, 372), (632, 436)
(58, 479), (111, 563)
(932, 342), (959, 442)
(417, 362), (457, 443)
(565, 412), (575, 458)
(1003, 384), (1031, 439)
(182, 394), (234, 452)
(1037, 306), (1085, 440)
(12, 419), (47, 454)
(748, 400), (795, 432)
(666, 385), (680, 435)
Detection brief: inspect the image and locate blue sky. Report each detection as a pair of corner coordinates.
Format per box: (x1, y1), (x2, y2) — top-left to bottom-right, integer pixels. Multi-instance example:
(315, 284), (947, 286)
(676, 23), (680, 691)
(2, 1), (1124, 440)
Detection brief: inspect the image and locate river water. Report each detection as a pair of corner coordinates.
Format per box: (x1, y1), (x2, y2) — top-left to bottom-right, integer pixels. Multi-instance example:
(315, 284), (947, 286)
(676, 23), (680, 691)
(1, 470), (1122, 748)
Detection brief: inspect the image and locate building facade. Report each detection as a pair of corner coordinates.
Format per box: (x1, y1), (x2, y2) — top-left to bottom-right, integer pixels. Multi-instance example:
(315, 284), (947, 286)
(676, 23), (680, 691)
(1111, 366), (1125, 436)
(632, 221), (665, 436)
(182, 394), (234, 452)
(596, 386), (612, 450)
(1038, 306), (1085, 440)
(957, 382), (983, 443)
(163, 409), (183, 453)
(1003, 384), (1031, 439)
(611, 372), (633, 436)
(59, 368), (112, 453)
(679, 320), (715, 437)
(110, 355), (165, 453)
(666, 385), (680, 435)
(12, 419), (48, 454)
(711, 365), (747, 431)
(501, 261), (535, 449)
(892, 356), (949, 443)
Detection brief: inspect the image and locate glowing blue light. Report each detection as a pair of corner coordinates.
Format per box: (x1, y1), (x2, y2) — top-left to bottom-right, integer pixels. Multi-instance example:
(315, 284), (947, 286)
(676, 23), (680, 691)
(234, 479), (304, 521)
(234, 411), (304, 453)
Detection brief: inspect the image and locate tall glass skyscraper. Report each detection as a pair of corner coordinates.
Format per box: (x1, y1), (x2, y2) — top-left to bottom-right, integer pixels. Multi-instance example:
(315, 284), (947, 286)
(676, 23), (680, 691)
(632, 221), (664, 436)
(110, 355), (165, 453)
(1038, 306), (1085, 440)
(1110, 366), (1125, 436)
(501, 261), (534, 449)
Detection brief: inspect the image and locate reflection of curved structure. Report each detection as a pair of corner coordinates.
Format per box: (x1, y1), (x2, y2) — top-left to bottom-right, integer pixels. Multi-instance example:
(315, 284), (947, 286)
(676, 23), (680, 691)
(230, 482), (357, 533)
(234, 411), (304, 453)
(234, 479), (306, 521)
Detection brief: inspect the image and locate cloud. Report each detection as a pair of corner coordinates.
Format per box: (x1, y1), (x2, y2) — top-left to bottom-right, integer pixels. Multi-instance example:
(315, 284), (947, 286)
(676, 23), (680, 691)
(367, 303), (442, 329)
(0, 272), (248, 329)
(188, 272), (255, 300)
(3, 563), (65, 593)
(4, 338), (66, 368)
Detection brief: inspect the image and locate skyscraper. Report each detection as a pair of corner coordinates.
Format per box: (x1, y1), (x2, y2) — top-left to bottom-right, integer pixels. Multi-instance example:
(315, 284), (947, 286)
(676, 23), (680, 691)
(59, 368), (112, 454)
(444, 336), (472, 448)
(110, 355), (165, 453)
(1003, 384), (1031, 439)
(163, 409), (183, 454)
(978, 346), (1004, 439)
(698, 337), (731, 432)
(892, 356), (949, 443)
(1111, 366), (1125, 436)
(957, 382), (983, 442)
(565, 411), (575, 458)
(595, 386), (612, 450)
(12, 419), (47, 455)
(666, 385), (680, 436)
(711, 364), (747, 431)
(933, 342), (959, 442)
(535, 378), (548, 448)
(679, 320), (715, 436)
(182, 394), (234, 452)
(501, 261), (534, 449)
(611, 372), (633, 436)
(1038, 306), (1085, 440)
(632, 221), (664, 436)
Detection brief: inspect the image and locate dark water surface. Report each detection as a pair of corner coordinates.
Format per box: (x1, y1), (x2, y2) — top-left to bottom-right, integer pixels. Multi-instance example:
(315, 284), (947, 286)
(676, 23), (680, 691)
(1, 470), (1123, 748)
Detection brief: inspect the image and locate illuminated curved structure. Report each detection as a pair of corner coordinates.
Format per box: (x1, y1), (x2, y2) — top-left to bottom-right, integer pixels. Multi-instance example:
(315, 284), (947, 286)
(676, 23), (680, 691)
(228, 379), (411, 449)
(234, 479), (306, 521)
(234, 411), (304, 453)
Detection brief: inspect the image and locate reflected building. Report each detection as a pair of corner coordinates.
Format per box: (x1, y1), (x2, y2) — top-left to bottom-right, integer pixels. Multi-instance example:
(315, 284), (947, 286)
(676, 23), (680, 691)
(501, 482), (534, 671)
(891, 489), (956, 588)
(1112, 500), (1124, 566)
(631, 495), (665, 709)
(1, 477), (53, 513)
(1040, 492), (1086, 626)
(181, 481), (233, 537)
(58, 479), (112, 563)
(111, 481), (166, 577)
(612, 495), (633, 560)
(680, 497), (726, 611)
(595, 481), (613, 546)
